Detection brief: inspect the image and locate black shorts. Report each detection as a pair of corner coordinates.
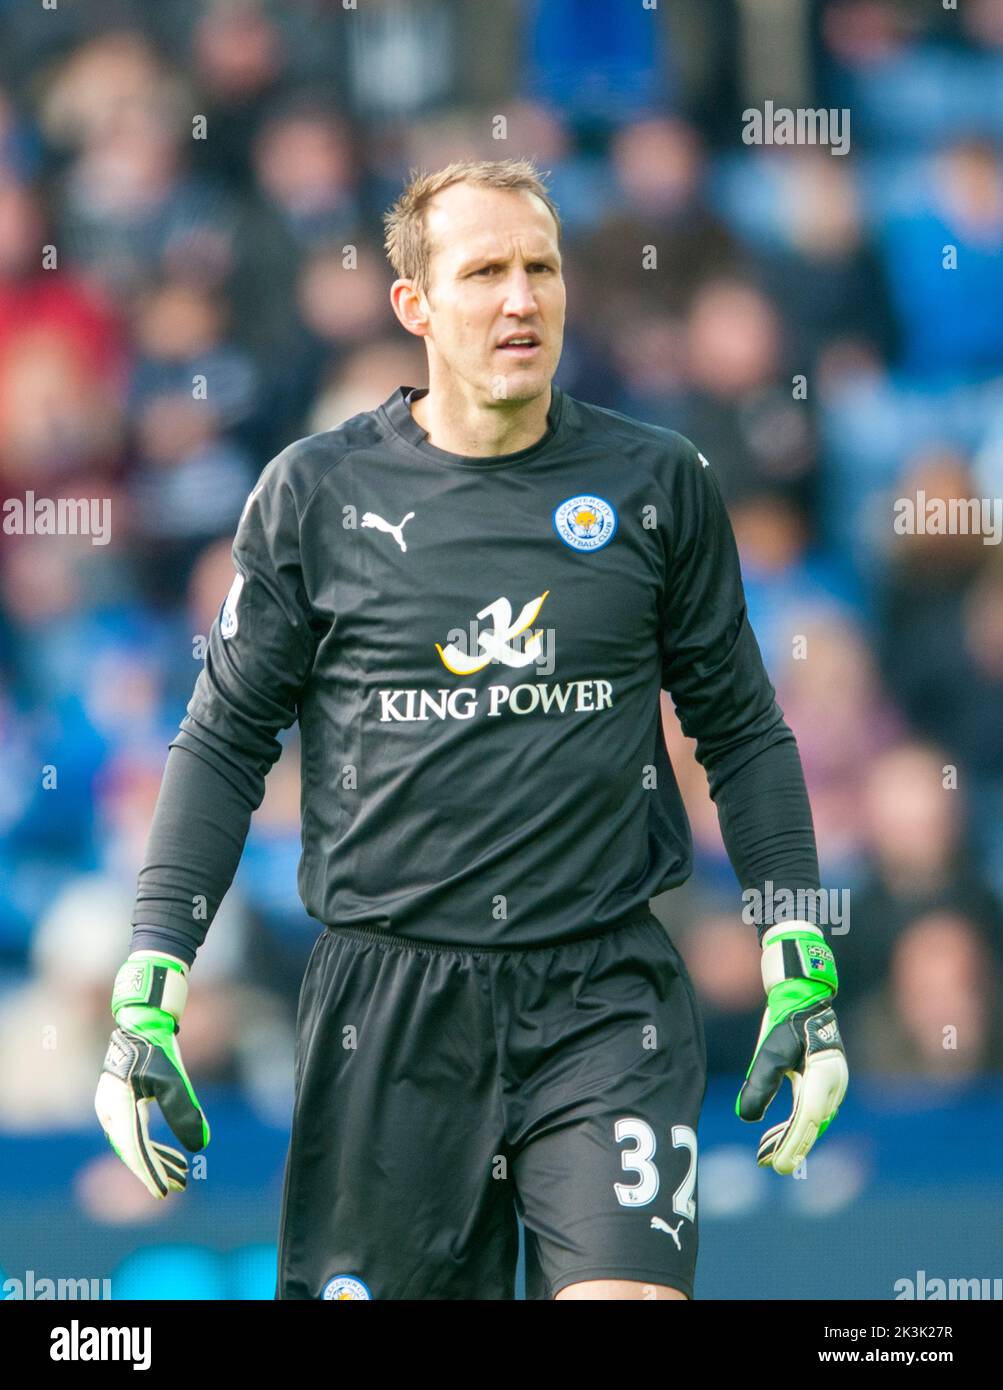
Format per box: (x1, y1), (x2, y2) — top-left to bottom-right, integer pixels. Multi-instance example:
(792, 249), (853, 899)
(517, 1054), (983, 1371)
(275, 909), (707, 1300)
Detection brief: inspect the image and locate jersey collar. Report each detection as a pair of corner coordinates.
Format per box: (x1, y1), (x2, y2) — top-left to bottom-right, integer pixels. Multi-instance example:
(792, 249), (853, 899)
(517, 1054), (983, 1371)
(383, 383), (563, 468)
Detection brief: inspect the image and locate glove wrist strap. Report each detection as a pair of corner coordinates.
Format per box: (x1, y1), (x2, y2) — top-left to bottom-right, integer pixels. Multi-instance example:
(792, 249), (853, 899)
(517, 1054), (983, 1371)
(112, 953), (189, 1024)
(761, 920), (838, 996)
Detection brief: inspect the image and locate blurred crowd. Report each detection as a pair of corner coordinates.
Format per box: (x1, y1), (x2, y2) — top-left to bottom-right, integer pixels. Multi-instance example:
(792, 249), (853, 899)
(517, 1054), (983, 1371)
(2, 0), (1003, 1138)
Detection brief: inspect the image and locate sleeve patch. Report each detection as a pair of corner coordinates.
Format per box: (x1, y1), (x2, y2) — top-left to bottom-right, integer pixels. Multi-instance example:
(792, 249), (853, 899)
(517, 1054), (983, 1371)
(220, 572), (245, 640)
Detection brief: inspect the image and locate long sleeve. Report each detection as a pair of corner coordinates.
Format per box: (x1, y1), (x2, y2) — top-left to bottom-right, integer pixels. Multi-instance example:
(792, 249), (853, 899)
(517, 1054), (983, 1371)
(130, 744), (257, 966)
(129, 444), (322, 962)
(712, 735), (821, 940)
(660, 439), (820, 935)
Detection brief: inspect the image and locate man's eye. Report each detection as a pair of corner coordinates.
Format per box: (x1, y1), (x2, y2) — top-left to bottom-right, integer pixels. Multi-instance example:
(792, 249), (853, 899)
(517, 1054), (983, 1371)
(470, 263), (554, 277)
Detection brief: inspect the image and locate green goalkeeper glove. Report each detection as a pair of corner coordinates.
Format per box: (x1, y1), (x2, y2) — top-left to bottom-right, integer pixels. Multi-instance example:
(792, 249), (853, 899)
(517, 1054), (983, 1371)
(94, 952), (210, 1198)
(736, 922), (848, 1174)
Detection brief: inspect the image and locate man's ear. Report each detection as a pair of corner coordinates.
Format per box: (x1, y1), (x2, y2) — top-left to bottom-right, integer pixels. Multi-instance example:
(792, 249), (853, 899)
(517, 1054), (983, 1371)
(390, 279), (430, 337)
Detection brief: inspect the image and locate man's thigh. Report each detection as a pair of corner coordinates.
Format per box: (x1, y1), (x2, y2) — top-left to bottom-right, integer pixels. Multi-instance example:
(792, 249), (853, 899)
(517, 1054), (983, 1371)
(276, 928), (517, 1299)
(556, 1280), (688, 1300)
(508, 915), (707, 1301)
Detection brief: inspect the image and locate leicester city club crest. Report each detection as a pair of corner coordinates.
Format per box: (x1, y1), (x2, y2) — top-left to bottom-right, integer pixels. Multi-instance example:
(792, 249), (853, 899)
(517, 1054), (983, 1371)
(321, 1274), (372, 1300)
(552, 494), (617, 552)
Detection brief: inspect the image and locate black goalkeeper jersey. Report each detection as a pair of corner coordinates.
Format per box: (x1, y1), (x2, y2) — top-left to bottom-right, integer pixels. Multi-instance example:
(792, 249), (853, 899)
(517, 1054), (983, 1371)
(134, 383), (813, 951)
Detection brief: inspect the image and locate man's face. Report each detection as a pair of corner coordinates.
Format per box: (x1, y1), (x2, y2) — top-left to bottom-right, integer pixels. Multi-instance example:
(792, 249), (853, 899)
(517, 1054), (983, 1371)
(417, 182), (565, 403)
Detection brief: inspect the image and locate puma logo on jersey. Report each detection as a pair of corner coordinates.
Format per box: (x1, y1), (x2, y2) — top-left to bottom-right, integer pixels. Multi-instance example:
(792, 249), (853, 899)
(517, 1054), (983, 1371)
(362, 510), (415, 553)
(650, 1217), (684, 1249)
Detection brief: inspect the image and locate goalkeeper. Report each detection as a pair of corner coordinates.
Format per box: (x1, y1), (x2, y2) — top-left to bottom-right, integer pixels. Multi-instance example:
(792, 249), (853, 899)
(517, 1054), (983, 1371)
(96, 156), (847, 1300)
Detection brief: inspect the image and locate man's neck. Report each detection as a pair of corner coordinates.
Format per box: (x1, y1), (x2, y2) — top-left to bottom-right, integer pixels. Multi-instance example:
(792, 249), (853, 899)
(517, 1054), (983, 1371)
(410, 384), (552, 457)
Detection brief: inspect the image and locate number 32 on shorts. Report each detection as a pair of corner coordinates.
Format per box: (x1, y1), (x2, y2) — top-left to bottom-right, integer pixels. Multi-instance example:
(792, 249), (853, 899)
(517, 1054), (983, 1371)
(613, 1119), (697, 1219)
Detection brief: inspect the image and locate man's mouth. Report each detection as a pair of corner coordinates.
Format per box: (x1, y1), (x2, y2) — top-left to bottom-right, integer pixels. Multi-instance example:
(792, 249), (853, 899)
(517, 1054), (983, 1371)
(496, 333), (541, 356)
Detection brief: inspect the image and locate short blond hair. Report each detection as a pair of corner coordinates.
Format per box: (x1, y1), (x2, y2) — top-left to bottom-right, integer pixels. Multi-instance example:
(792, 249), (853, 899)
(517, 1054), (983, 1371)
(382, 157), (561, 299)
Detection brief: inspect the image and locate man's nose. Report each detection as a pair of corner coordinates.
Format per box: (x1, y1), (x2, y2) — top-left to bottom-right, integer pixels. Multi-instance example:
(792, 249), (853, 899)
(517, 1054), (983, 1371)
(502, 272), (538, 317)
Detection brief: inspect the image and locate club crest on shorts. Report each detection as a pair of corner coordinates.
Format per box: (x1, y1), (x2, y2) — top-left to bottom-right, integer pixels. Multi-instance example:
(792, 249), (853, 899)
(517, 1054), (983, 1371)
(553, 493), (617, 552)
(321, 1274), (372, 1300)
(220, 572), (244, 640)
